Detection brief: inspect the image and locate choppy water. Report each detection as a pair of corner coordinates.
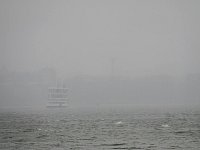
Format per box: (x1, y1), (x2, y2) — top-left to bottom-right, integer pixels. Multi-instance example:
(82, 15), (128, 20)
(0, 108), (200, 150)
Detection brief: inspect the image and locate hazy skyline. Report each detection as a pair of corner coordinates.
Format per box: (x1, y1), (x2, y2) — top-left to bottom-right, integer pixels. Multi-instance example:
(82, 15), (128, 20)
(0, 2), (200, 149)
(0, 0), (200, 78)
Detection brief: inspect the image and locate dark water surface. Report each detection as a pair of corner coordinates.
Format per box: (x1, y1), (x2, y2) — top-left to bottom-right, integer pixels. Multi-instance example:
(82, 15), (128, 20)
(0, 108), (200, 150)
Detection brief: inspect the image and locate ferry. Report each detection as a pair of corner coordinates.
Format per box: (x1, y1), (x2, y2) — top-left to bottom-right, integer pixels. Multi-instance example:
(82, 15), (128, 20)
(47, 85), (68, 108)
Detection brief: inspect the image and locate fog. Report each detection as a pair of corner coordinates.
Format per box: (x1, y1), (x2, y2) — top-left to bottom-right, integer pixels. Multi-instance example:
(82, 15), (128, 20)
(0, 0), (200, 109)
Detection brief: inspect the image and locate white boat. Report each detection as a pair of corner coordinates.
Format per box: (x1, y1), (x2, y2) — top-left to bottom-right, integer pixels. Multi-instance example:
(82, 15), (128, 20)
(47, 85), (68, 108)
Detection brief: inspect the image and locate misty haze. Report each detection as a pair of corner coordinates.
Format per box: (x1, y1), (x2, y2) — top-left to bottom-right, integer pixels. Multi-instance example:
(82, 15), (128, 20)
(0, 0), (200, 150)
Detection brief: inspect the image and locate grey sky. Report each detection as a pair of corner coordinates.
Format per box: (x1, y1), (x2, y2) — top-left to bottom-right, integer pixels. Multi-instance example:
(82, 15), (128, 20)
(1, 0), (200, 78)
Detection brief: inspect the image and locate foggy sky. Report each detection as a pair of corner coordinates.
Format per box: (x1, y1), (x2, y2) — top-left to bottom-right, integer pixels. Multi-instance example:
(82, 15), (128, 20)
(1, 0), (200, 78)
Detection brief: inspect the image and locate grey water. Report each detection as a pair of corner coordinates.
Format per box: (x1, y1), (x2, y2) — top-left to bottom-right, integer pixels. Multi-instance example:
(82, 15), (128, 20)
(0, 108), (200, 150)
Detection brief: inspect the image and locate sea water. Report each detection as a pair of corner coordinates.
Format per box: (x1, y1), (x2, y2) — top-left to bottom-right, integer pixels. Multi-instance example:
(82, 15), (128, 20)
(0, 108), (199, 150)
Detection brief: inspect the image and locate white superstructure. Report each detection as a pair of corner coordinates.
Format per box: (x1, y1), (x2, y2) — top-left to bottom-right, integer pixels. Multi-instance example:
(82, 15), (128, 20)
(47, 86), (68, 108)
